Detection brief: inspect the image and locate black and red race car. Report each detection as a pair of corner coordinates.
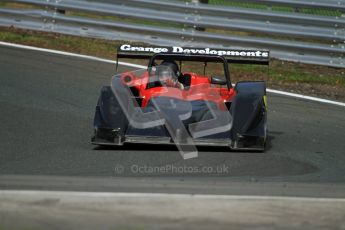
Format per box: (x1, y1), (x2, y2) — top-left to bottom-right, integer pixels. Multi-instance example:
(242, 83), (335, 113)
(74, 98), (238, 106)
(92, 44), (269, 158)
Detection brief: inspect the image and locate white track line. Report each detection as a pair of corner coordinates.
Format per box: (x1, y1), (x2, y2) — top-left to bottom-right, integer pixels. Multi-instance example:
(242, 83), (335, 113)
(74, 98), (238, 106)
(1, 190), (345, 202)
(0, 41), (145, 69)
(266, 88), (345, 107)
(1, 41), (344, 107)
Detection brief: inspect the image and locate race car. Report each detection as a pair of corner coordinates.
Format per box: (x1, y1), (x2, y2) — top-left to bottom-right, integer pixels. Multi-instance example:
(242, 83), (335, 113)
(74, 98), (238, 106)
(91, 44), (269, 159)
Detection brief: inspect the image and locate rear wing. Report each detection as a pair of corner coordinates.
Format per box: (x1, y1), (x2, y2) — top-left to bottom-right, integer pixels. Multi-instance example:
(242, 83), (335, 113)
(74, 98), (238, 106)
(116, 44), (270, 68)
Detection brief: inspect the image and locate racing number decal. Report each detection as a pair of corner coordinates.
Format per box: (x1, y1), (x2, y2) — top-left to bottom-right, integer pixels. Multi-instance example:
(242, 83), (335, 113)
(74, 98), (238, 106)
(111, 77), (233, 160)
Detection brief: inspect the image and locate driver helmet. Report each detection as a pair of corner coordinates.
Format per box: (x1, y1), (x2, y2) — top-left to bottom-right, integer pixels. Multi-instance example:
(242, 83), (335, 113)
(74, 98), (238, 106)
(157, 60), (180, 82)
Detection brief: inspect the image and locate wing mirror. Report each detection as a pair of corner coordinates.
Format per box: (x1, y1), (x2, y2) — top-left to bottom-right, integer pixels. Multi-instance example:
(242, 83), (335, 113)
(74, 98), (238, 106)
(210, 76), (227, 85)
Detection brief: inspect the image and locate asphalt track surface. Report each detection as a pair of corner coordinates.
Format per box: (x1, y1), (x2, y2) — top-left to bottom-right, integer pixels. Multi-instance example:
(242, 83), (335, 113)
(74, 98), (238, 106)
(1, 45), (345, 197)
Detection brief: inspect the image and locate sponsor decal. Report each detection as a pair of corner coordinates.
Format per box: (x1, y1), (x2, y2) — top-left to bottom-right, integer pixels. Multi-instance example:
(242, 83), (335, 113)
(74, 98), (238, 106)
(119, 44), (269, 58)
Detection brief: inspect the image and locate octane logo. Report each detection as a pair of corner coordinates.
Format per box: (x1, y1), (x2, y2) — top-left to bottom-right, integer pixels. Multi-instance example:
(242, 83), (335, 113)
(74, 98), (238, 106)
(111, 74), (233, 160)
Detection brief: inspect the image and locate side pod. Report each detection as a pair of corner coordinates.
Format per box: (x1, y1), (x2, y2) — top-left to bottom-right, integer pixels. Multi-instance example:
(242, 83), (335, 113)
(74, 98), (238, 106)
(91, 86), (128, 145)
(230, 81), (267, 151)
